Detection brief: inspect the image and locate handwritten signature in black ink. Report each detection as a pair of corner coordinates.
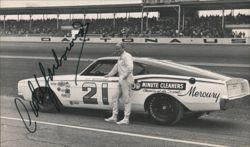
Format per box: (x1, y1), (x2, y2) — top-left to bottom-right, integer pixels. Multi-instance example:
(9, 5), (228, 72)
(14, 22), (89, 133)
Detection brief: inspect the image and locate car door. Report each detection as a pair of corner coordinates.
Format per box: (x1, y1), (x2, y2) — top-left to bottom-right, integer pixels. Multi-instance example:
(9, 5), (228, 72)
(70, 59), (119, 109)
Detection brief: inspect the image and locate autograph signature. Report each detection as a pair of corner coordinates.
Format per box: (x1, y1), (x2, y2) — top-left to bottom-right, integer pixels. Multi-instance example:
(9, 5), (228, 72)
(14, 22), (89, 133)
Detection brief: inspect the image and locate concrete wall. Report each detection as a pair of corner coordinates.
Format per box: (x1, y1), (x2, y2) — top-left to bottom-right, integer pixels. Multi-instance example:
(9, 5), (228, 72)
(1, 36), (249, 45)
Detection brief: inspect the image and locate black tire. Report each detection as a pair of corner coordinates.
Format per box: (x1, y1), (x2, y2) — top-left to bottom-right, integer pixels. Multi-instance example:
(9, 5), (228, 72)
(33, 88), (58, 112)
(148, 95), (183, 125)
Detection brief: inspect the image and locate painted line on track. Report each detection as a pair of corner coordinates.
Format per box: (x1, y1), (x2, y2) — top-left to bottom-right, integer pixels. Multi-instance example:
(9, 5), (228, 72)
(0, 116), (227, 147)
(0, 55), (249, 68)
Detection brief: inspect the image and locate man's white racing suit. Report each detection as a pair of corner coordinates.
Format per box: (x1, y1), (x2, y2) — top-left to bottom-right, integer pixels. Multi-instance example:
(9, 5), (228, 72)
(107, 51), (134, 117)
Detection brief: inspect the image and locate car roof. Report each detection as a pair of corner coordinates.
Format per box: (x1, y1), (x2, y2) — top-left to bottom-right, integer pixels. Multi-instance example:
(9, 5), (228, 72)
(96, 56), (169, 64)
(95, 56), (229, 81)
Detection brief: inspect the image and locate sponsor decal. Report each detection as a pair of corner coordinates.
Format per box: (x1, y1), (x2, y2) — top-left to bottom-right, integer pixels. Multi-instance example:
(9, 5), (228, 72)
(231, 38), (246, 43)
(145, 38), (158, 43)
(100, 37), (111, 42)
(65, 88), (70, 94)
(143, 89), (167, 93)
(203, 39), (217, 43)
(60, 88), (71, 98)
(41, 37), (51, 41)
(66, 84), (70, 88)
(69, 101), (79, 105)
(170, 39), (181, 43)
(143, 89), (182, 94)
(61, 93), (70, 98)
(134, 81), (186, 90)
(178, 86), (220, 99)
(57, 81), (69, 87)
(57, 81), (71, 98)
(57, 87), (61, 91)
(122, 38), (134, 42)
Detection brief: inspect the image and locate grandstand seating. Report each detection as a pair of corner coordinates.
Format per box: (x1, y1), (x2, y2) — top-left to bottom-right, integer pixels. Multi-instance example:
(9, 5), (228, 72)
(0, 14), (249, 38)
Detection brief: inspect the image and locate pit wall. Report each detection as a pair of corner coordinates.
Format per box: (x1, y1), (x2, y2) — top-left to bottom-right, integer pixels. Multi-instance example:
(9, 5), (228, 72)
(0, 36), (249, 45)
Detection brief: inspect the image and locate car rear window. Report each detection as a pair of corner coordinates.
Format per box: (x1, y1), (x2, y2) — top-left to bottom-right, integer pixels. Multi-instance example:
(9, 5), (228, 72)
(134, 60), (228, 80)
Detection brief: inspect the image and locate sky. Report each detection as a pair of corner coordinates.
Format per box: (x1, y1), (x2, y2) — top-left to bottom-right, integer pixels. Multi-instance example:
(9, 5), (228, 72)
(0, 0), (154, 20)
(0, 0), (141, 8)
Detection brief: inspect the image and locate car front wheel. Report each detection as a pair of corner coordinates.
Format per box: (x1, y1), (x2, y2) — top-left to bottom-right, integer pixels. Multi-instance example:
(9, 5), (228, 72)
(33, 88), (58, 112)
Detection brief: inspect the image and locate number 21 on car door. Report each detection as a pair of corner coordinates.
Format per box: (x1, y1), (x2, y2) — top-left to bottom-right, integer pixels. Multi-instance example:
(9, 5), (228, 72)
(81, 81), (118, 108)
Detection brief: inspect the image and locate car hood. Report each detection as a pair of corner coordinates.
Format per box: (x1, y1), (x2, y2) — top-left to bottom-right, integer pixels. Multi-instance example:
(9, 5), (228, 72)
(18, 74), (76, 83)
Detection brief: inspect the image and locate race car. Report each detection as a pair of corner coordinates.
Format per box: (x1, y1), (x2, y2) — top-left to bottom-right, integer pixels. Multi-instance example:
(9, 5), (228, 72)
(17, 57), (250, 125)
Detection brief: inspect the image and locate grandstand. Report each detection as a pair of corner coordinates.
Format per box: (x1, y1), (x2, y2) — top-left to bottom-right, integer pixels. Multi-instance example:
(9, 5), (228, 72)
(0, 0), (249, 38)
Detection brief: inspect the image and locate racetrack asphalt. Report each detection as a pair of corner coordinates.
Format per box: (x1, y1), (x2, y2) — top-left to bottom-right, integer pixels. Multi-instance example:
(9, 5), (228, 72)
(0, 42), (250, 147)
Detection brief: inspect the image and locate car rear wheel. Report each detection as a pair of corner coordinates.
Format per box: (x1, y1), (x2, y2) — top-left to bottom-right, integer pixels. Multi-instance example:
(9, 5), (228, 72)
(148, 95), (183, 125)
(33, 88), (58, 112)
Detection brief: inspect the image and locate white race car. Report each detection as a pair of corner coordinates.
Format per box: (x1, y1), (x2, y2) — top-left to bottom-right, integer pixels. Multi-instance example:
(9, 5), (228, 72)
(17, 57), (250, 125)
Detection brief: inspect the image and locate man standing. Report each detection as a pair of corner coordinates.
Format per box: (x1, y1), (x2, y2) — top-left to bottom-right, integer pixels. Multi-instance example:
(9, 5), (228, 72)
(105, 43), (134, 125)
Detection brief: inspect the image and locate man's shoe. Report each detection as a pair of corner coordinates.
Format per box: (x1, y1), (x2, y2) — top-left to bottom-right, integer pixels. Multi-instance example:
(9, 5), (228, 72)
(116, 118), (129, 125)
(104, 116), (117, 122)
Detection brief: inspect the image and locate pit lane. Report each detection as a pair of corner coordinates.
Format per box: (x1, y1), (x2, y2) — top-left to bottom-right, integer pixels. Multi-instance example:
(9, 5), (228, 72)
(0, 42), (249, 147)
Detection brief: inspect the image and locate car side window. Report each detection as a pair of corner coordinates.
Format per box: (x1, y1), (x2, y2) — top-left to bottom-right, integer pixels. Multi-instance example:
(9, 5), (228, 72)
(143, 64), (187, 76)
(81, 60), (117, 76)
(133, 62), (147, 75)
(91, 63), (114, 76)
(82, 60), (155, 76)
